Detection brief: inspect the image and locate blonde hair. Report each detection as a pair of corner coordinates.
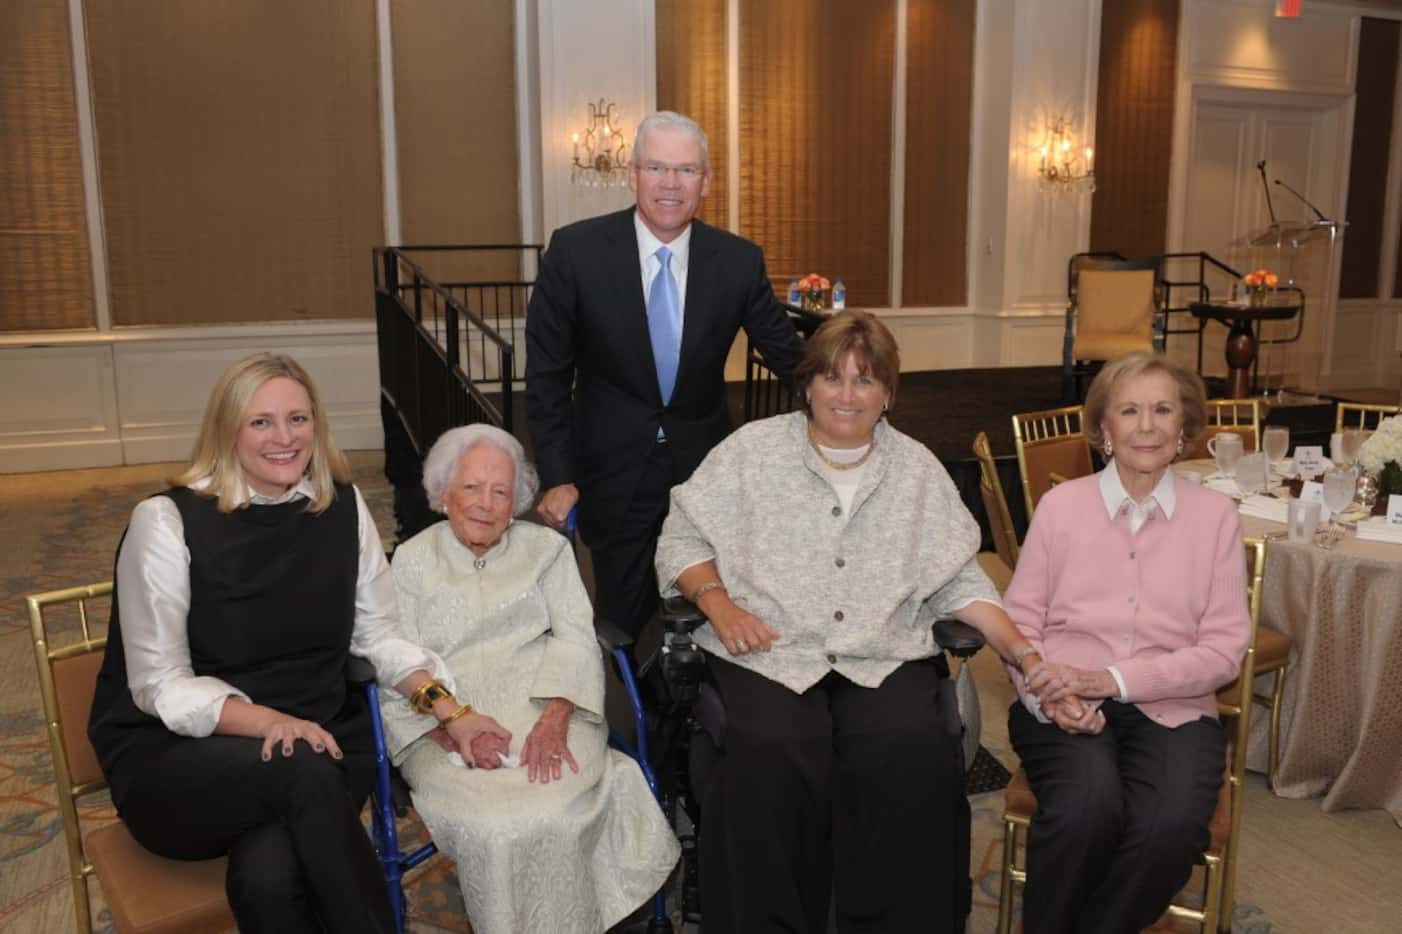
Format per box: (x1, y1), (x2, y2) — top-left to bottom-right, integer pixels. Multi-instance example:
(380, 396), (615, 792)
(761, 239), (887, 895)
(174, 353), (350, 513)
(1083, 352), (1207, 451)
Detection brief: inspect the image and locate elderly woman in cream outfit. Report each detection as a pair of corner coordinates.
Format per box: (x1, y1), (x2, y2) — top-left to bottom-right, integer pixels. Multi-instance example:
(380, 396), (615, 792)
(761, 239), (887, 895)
(379, 424), (679, 934)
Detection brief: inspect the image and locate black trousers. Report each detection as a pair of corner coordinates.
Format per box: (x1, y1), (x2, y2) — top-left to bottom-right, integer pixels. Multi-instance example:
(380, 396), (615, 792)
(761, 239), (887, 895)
(701, 655), (968, 934)
(1007, 700), (1225, 934)
(114, 726), (394, 934)
(586, 438), (676, 638)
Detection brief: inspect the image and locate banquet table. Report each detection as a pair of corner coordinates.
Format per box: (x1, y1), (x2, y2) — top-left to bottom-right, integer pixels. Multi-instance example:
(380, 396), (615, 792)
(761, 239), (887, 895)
(1176, 460), (1402, 823)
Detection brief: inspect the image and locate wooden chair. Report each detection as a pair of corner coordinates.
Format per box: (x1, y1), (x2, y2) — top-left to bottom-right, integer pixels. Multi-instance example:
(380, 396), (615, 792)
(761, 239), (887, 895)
(1062, 253), (1164, 402)
(1011, 405), (1094, 519)
(1334, 401), (1400, 433)
(1185, 398), (1261, 460)
(972, 431), (1019, 592)
(27, 582), (235, 934)
(996, 537), (1267, 934)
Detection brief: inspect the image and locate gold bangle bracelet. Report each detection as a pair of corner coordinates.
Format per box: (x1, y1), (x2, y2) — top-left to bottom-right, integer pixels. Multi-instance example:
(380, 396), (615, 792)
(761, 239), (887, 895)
(411, 680), (454, 715)
(688, 580), (726, 604)
(439, 704), (475, 726)
(408, 679), (439, 710)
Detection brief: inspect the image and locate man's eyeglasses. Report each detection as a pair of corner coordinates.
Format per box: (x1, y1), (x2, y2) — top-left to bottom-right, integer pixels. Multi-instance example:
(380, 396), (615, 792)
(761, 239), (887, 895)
(637, 162), (704, 180)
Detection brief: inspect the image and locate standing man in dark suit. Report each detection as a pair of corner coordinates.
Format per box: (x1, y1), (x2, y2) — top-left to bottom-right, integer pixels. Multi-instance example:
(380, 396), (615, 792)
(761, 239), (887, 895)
(526, 110), (801, 637)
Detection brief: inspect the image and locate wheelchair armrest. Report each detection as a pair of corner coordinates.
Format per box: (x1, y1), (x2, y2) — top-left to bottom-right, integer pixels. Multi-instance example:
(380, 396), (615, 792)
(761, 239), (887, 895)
(596, 617), (635, 652)
(347, 655), (377, 686)
(933, 619), (984, 658)
(660, 595), (707, 633)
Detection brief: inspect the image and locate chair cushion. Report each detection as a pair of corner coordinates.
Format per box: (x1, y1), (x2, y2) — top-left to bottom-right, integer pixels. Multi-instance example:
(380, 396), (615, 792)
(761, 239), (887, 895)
(1253, 626), (1292, 673)
(87, 822), (235, 934)
(1004, 767), (1037, 819)
(976, 551), (1013, 595)
(1072, 331), (1154, 361)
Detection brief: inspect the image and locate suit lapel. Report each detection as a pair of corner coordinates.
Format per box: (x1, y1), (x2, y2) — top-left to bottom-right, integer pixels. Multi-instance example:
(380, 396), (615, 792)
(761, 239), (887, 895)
(605, 210), (662, 405)
(676, 219), (718, 398)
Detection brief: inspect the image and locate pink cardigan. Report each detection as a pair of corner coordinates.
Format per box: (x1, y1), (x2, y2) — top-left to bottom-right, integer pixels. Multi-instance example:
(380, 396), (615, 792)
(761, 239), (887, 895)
(1005, 472), (1250, 728)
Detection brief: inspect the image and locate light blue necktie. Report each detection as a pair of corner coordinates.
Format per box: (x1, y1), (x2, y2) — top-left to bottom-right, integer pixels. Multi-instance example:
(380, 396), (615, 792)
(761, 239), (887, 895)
(647, 245), (681, 404)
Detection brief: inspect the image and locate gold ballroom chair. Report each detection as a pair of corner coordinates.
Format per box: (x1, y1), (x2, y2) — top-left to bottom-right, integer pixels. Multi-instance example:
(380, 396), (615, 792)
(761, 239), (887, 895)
(1186, 398), (1262, 459)
(1335, 401), (1400, 433)
(996, 537), (1268, 934)
(27, 582), (235, 934)
(972, 431), (1019, 592)
(1011, 405), (1095, 519)
(1062, 253), (1164, 402)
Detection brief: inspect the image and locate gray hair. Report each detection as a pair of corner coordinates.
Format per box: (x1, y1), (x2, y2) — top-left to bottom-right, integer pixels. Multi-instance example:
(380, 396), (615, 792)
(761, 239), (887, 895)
(631, 110), (710, 170)
(422, 424), (540, 517)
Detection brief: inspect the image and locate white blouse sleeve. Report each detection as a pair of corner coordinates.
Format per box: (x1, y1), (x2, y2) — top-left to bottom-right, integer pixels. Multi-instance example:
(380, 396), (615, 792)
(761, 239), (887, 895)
(346, 486), (455, 693)
(115, 496), (250, 737)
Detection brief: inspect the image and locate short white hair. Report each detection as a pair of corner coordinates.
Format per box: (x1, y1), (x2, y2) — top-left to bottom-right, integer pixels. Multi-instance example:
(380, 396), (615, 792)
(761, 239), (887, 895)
(422, 424), (539, 517)
(632, 110), (710, 170)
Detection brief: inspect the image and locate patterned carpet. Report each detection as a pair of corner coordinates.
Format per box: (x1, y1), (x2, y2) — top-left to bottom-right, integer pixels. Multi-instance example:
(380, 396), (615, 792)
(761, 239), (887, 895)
(0, 452), (1306, 933)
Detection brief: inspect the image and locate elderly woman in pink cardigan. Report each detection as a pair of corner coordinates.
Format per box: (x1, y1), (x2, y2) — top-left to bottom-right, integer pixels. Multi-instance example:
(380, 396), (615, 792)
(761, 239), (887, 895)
(1003, 352), (1250, 934)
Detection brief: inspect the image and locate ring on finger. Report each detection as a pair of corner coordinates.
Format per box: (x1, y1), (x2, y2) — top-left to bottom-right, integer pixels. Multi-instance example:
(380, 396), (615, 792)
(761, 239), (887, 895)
(735, 639), (749, 652)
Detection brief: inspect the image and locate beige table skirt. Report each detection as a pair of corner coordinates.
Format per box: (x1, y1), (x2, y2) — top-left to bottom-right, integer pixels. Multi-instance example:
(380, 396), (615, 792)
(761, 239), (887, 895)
(1177, 460), (1402, 823)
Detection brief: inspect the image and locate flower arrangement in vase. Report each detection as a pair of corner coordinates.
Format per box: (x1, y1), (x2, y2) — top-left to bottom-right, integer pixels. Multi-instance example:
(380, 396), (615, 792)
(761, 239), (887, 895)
(1357, 415), (1402, 515)
(1241, 268), (1279, 307)
(798, 273), (830, 312)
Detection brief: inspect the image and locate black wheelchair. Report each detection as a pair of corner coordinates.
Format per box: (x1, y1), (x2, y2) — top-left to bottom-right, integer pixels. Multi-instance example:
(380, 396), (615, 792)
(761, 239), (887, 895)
(597, 598), (989, 930)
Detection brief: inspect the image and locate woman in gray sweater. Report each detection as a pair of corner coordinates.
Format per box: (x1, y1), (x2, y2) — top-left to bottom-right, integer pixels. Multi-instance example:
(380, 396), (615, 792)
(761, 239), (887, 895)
(656, 310), (1041, 933)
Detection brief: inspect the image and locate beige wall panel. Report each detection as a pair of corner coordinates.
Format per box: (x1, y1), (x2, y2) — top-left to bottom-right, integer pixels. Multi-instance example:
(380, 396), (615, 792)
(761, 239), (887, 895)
(1, 0), (96, 332)
(392, 0), (521, 283)
(85, 0), (383, 326)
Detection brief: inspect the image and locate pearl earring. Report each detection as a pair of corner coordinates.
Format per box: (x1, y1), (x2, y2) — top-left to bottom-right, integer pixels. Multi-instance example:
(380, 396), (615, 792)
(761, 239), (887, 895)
(1176, 434), (1184, 455)
(1103, 439), (1114, 459)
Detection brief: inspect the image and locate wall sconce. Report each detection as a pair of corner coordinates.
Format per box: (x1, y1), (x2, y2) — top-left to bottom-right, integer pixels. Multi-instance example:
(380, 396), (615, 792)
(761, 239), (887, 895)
(1037, 118), (1095, 194)
(571, 99), (629, 187)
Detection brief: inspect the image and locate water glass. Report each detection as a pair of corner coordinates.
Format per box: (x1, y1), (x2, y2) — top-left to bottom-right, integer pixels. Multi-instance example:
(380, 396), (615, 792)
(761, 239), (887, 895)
(1263, 426), (1289, 467)
(1208, 433), (1244, 476)
(1340, 429), (1367, 467)
(1235, 452), (1269, 497)
(1322, 466), (1357, 524)
(1287, 500), (1321, 543)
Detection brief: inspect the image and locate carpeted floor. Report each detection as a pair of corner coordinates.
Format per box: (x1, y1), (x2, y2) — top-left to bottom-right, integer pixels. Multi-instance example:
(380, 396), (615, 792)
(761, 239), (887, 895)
(3, 452), (1400, 933)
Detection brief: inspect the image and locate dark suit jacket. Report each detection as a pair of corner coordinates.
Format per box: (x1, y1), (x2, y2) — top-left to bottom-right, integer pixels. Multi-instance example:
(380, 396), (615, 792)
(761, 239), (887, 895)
(525, 208), (801, 543)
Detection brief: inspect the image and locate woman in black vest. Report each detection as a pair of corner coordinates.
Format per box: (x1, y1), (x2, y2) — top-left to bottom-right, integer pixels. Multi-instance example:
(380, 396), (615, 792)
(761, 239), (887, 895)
(89, 353), (511, 933)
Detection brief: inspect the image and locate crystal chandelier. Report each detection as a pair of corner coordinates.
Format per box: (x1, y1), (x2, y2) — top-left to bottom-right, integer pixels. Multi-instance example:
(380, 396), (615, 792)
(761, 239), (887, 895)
(571, 99), (629, 187)
(1037, 118), (1095, 194)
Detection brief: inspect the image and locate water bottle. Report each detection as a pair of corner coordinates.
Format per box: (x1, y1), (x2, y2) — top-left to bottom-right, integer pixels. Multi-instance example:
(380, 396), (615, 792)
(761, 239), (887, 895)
(831, 278), (846, 311)
(787, 278), (801, 305)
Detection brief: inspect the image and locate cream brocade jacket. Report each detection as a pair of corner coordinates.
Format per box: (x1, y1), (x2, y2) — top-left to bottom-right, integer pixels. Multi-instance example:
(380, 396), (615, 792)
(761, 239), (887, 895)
(656, 411), (1001, 694)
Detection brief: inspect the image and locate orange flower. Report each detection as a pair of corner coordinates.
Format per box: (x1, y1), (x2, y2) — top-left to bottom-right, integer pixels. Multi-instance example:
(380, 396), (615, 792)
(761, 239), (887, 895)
(1264, 273), (1278, 287)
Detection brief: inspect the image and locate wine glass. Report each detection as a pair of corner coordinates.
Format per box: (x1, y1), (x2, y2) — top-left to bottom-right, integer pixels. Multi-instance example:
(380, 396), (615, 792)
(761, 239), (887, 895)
(1339, 429), (1366, 468)
(1320, 466), (1357, 545)
(1263, 426), (1290, 475)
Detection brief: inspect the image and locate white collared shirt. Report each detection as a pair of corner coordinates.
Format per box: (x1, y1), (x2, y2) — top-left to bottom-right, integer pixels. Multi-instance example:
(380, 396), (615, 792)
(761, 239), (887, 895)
(634, 211), (692, 327)
(115, 478), (451, 737)
(1098, 464), (1177, 534)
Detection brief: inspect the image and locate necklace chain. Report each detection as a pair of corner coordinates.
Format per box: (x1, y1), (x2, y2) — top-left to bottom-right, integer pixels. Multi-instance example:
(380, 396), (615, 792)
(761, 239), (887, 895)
(808, 426), (874, 471)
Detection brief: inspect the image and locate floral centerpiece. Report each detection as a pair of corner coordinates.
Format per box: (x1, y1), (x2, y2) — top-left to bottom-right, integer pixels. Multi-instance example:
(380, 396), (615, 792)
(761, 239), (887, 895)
(1242, 268), (1279, 307)
(798, 273), (830, 312)
(1357, 414), (1402, 513)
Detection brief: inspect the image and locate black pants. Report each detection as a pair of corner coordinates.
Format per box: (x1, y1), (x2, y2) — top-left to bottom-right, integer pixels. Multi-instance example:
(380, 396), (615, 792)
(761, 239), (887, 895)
(1008, 700), (1225, 934)
(114, 727), (394, 934)
(586, 439), (676, 638)
(701, 655), (968, 934)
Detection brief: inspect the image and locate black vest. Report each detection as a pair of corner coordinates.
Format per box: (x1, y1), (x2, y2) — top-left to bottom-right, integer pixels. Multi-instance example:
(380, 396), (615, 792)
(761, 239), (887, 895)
(90, 484), (360, 797)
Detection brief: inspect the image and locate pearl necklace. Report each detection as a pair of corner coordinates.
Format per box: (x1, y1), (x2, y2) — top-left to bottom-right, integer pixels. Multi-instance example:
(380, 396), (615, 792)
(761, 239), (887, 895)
(808, 426), (874, 471)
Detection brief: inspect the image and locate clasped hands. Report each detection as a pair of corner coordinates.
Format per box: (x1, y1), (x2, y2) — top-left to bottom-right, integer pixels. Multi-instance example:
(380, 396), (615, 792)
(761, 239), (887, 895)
(1023, 659), (1120, 735)
(428, 698), (579, 784)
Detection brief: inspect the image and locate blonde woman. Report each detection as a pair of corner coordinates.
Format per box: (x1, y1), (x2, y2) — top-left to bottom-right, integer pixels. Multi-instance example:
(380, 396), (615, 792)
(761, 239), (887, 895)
(89, 353), (508, 933)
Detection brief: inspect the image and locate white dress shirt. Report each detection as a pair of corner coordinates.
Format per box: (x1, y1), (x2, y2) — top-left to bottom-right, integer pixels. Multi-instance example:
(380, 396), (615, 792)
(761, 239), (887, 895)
(115, 478), (452, 738)
(634, 211), (692, 326)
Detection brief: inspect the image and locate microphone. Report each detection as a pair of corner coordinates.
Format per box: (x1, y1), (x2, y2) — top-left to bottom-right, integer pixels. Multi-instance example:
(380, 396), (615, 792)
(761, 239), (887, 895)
(1257, 161), (1277, 223)
(1273, 179), (1331, 223)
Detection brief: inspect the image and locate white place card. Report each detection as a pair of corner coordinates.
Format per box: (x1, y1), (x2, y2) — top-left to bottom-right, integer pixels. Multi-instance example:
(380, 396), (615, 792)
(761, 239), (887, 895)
(1389, 494), (1402, 526)
(1294, 446), (1327, 479)
(1299, 480), (1331, 522)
